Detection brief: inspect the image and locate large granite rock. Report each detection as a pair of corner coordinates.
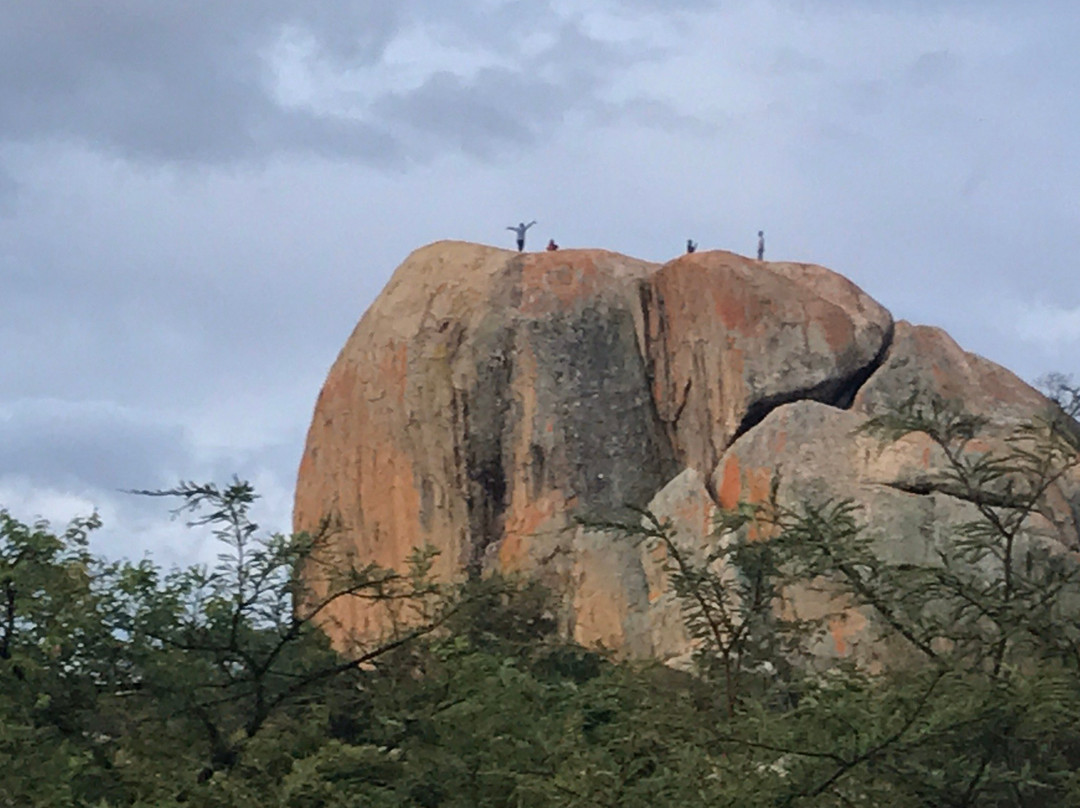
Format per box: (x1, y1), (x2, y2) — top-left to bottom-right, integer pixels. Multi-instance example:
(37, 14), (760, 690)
(711, 321), (1080, 665)
(645, 253), (892, 474)
(294, 241), (1077, 659)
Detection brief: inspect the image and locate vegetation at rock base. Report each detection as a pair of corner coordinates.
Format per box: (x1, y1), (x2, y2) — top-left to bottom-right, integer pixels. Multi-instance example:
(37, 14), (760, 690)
(4, 388), (1080, 806)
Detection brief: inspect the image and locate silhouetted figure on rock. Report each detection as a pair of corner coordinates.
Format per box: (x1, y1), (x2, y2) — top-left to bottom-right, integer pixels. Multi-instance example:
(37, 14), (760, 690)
(686, 239), (697, 253)
(757, 230), (765, 261)
(546, 239), (559, 251)
(507, 221), (536, 252)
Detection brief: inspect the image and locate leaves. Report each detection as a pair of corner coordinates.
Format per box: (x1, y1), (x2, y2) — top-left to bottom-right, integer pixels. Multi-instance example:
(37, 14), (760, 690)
(3, 386), (1080, 807)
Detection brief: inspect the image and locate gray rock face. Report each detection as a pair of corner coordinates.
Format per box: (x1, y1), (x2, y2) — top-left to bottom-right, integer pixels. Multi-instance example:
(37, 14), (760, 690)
(710, 323), (1080, 665)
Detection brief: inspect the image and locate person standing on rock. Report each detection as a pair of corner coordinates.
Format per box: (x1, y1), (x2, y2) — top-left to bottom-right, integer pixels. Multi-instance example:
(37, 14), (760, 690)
(507, 221), (536, 252)
(686, 238), (697, 253)
(757, 230), (765, 261)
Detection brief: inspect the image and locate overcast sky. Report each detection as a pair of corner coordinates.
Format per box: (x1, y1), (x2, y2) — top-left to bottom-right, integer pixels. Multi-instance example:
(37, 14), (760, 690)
(2, 1), (1078, 566)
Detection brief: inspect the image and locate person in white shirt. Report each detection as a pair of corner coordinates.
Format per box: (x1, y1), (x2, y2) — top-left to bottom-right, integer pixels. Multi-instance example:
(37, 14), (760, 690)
(507, 221), (536, 252)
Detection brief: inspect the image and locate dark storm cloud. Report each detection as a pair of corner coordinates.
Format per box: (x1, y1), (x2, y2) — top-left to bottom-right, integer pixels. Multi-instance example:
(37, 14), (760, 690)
(906, 50), (960, 87)
(0, 400), (190, 491)
(0, 167), (17, 215)
(371, 21), (638, 156)
(0, 1), (664, 167)
(0, 2), (407, 164)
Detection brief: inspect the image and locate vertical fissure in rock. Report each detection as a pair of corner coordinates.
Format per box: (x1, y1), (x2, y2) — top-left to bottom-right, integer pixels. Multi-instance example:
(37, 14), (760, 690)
(528, 443), (547, 500)
(638, 281), (682, 455)
(460, 260), (526, 577)
(463, 326), (516, 578)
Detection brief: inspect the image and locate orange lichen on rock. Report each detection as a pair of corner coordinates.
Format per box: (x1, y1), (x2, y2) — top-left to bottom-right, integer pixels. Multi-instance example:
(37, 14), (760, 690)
(744, 467), (773, 506)
(571, 542), (631, 650)
(498, 491), (565, 570)
(829, 610), (869, 657)
(715, 454), (772, 514)
(717, 455), (742, 510)
(818, 306), (857, 354)
(377, 342), (409, 403)
(644, 250), (893, 475)
(645, 540), (669, 604)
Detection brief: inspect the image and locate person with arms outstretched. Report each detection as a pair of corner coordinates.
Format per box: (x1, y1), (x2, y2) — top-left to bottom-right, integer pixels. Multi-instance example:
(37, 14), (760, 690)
(507, 220), (536, 252)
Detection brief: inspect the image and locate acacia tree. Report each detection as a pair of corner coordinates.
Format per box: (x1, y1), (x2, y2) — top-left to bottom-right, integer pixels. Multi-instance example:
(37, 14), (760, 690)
(658, 392), (1080, 806)
(857, 396), (1080, 671)
(591, 504), (813, 719)
(102, 479), (454, 788)
(846, 394), (1080, 805)
(0, 510), (126, 807)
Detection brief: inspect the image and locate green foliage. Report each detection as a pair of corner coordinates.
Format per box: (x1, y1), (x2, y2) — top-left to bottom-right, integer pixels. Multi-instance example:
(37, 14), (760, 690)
(0, 509), (129, 807)
(585, 504), (814, 718)
(111, 480), (457, 787)
(0, 480), (458, 805)
(3, 389), (1080, 806)
(704, 392), (1080, 805)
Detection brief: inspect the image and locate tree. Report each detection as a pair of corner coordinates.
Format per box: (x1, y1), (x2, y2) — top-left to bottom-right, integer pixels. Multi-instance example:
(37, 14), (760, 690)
(666, 392), (1080, 806)
(586, 503), (813, 720)
(5, 386), (1080, 806)
(101, 479), (452, 790)
(0, 510), (132, 807)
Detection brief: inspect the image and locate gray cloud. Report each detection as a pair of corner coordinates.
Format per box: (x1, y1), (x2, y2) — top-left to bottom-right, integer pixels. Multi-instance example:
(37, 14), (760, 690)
(0, 1), (666, 169)
(907, 50), (960, 87)
(594, 0), (719, 10)
(592, 97), (721, 137)
(372, 22), (642, 158)
(0, 396), (302, 565)
(844, 79), (889, 116)
(771, 48), (827, 77)
(0, 400), (189, 490)
(3, 0), (1079, 570)
(0, 166), (16, 215)
(374, 69), (557, 157)
(0, 2), (408, 164)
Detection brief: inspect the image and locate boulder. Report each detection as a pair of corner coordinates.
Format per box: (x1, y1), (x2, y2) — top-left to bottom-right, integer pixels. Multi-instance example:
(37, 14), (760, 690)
(294, 241), (1077, 658)
(644, 251), (893, 474)
(709, 323), (1080, 663)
